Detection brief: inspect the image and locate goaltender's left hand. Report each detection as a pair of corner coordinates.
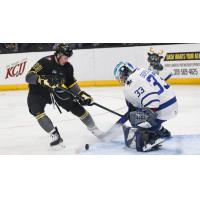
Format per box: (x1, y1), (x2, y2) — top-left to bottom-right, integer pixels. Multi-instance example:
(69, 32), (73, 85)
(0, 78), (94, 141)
(78, 91), (93, 106)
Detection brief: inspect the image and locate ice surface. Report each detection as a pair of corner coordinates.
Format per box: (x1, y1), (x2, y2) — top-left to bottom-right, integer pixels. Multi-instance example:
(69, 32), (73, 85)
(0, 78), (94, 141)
(0, 85), (200, 154)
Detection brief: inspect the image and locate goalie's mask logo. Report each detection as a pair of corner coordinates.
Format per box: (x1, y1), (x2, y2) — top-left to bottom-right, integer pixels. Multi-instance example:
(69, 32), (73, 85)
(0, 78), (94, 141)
(114, 61), (137, 84)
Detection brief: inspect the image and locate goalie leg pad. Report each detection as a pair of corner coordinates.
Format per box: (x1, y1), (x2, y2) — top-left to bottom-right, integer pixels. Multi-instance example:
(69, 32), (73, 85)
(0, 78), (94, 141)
(123, 125), (133, 148)
(123, 125), (137, 149)
(123, 126), (165, 152)
(135, 128), (150, 152)
(135, 128), (165, 152)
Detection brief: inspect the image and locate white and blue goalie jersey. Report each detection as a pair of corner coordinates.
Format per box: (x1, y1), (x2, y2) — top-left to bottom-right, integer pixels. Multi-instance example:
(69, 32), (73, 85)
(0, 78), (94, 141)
(124, 67), (178, 121)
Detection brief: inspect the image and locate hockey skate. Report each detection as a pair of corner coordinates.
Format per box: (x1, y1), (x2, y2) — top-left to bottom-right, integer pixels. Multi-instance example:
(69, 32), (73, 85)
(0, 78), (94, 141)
(159, 127), (171, 138)
(142, 133), (165, 152)
(50, 127), (64, 147)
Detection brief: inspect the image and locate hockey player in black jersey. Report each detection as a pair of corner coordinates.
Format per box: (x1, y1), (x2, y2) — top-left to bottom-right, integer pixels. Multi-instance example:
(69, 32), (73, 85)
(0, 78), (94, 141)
(26, 43), (103, 147)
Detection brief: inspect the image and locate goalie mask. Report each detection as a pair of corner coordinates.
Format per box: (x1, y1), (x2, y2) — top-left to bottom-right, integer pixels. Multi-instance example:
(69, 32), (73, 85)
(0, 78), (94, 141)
(114, 61), (137, 84)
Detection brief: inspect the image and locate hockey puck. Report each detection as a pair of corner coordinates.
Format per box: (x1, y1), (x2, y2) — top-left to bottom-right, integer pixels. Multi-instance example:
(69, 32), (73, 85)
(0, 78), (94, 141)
(85, 144), (89, 150)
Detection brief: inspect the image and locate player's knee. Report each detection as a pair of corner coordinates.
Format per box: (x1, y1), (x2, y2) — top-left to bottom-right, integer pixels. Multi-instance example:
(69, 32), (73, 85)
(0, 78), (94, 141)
(28, 107), (43, 118)
(70, 105), (86, 117)
(28, 107), (37, 117)
(28, 103), (45, 117)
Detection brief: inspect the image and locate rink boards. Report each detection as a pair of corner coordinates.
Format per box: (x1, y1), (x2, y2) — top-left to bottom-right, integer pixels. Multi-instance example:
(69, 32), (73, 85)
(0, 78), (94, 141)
(1, 44), (200, 92)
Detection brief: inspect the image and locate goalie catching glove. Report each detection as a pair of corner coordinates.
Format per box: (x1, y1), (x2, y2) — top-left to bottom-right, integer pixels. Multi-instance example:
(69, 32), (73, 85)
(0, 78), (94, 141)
(38, 75), (64, 88)
(78, 91), (93, 106)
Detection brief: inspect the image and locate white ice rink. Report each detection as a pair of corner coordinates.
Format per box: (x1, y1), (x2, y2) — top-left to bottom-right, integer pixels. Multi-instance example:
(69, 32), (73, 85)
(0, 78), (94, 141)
(0, 85), (200, 155)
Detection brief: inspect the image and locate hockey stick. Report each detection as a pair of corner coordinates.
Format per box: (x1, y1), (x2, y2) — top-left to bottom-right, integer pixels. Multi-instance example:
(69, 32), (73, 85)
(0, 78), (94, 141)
(100, 111), (130, 141)
(82, 112), (130, 151)
(90, 102), (123, 117)
(56, 86), (124, 117)
(56, 86), (130, 142)
(106, 111), (129, 132)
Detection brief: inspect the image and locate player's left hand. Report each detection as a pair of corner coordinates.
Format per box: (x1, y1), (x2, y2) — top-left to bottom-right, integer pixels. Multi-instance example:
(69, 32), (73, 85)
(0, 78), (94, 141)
(38, 75), (64, 89)
(47, 75), (64, 88)
(78, 91), (93, 106)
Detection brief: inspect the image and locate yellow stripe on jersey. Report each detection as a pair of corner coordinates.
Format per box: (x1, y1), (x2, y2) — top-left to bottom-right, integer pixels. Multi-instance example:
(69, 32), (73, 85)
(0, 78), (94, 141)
(68, 82), (78, 89)
(32, 63), (43, 73)
(60, 84), (68, 89)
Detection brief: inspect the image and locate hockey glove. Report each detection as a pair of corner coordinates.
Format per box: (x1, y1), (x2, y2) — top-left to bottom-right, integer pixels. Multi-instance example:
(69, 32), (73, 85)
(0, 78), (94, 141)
(38, 75), (64, 88)
(129, 107), (158, 128)
(78, 91), (93, 106)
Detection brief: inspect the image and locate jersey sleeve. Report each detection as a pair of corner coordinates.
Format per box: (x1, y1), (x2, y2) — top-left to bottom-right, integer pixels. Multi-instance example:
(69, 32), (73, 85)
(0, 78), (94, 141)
(64, 63), (77, 88)
(159, 68), (173, 81)
(28, 58), (49, 75)
(26, 58), (49, 84)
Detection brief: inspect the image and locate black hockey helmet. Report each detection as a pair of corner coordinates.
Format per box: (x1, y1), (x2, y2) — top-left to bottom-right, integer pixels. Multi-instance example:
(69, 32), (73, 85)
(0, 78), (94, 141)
(54, 43), (73, 57)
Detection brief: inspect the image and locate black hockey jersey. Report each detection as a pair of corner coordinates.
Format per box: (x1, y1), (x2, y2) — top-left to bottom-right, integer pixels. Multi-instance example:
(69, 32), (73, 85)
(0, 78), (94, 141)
(28, 55), (76, 94)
